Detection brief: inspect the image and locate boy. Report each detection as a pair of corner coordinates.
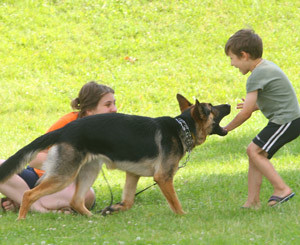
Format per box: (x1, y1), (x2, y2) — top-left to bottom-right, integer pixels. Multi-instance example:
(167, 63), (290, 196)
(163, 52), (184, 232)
(223, 29), (300, 208)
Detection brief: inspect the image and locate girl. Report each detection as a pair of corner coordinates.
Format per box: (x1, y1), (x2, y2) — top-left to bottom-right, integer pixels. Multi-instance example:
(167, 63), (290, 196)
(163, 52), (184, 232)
(1, 81), (117, 213)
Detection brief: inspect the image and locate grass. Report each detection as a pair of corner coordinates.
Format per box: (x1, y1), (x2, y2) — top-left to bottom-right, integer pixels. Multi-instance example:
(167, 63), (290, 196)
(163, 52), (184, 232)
(0, 0), (300, 244)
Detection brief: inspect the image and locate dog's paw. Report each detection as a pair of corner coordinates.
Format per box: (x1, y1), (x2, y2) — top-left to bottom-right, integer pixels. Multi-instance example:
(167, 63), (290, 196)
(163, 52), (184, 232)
(100, 206), (116, 216)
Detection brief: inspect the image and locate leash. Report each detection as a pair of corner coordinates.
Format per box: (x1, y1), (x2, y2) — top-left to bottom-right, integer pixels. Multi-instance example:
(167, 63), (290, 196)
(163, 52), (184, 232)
(97, 168), (114, 213)
(134, 149), (191, 196)
(100, 117), (193, 210)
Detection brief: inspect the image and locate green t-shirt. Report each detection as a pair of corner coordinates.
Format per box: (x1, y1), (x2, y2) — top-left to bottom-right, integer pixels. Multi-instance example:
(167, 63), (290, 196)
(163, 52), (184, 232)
(246, 60), (300, 124)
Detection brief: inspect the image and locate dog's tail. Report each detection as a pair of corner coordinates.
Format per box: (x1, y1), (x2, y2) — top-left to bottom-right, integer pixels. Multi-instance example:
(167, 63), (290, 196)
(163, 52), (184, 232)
(0, 129), (63, 182)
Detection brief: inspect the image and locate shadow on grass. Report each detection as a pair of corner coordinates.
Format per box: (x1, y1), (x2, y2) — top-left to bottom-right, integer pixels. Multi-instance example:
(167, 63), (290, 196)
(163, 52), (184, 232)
(93, 166), (300, 216)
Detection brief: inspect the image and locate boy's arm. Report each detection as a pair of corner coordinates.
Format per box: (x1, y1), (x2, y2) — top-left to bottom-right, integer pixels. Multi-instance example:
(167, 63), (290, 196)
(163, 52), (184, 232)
(237, 98), (259, 111)
(224, 90), (258, 132)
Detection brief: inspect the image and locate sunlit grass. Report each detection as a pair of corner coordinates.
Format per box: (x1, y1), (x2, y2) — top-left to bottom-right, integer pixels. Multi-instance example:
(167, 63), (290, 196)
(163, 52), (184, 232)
(0, 0), (300, 244)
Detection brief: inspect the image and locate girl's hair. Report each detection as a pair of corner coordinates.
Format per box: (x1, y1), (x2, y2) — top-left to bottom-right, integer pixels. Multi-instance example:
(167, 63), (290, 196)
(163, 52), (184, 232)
(225, 29), (263, 59)
(71, 81), (114, 118)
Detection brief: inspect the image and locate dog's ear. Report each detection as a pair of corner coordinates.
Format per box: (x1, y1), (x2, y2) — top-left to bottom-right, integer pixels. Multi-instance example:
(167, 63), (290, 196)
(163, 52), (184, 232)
(192, 100), (211, 121)
(177, 94), (193, 112)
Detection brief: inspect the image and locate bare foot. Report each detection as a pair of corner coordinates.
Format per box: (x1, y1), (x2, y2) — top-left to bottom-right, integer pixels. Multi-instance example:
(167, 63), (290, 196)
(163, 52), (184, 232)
(241, 201), (261, 209)
(52, 207), (75, 215)
(1, 197), (19, 212)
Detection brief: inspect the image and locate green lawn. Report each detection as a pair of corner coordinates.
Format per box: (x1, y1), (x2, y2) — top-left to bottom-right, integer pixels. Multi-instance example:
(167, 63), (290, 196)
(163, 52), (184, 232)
(0, 0), (299, 244)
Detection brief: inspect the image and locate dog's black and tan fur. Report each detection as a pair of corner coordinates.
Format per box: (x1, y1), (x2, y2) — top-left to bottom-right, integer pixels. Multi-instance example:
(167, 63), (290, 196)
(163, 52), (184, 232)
(0, 94), (230, 219)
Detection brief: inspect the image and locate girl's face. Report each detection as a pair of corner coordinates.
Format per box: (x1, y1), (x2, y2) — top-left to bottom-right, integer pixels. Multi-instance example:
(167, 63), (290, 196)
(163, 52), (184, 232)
(86, 92), (117, 116)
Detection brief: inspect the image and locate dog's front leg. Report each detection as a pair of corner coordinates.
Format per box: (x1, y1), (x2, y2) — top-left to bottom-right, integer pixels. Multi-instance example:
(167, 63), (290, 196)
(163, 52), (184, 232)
(120, 171), (140, 210)
(154, 173), (185, 215)
(102, 171), (139, 215)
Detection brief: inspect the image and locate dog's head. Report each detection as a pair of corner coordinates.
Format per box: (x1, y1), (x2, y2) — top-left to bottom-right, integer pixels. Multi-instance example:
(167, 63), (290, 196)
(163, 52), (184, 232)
(176, 94), (230, 145)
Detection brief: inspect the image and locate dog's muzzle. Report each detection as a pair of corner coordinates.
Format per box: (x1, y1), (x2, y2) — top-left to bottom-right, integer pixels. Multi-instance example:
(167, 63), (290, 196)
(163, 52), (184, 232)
(210, 104), (231, 136)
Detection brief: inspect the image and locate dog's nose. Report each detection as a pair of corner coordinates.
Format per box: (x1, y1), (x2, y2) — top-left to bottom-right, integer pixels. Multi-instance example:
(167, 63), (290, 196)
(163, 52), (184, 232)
(226, 104), (231, 112)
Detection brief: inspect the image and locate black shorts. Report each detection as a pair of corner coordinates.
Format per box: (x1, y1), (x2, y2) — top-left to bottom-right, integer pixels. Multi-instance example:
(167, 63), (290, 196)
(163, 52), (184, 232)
(18, 166), (40, 189)
(253, 117), (300, 159)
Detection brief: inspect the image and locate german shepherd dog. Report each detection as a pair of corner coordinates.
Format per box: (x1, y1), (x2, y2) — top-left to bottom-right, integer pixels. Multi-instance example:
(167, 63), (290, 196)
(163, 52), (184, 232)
(0, 94), (230, 220)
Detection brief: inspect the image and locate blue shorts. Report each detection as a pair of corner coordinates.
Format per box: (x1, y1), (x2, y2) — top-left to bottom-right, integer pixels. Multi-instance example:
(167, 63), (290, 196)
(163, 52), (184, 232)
(253, 117), (300, 159)
(18, 166), (40, 189)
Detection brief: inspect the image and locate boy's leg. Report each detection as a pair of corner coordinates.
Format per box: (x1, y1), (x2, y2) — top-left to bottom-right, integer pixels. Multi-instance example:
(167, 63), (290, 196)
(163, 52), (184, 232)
(242, 155), (262, 208)
(247, 119), (300, 206)
(247, 142), (292, 205)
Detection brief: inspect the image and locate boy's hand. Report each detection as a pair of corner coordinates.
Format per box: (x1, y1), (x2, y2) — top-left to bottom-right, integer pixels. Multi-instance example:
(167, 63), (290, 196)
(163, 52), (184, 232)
(236, 98), (245, 110)
(221, 127), (228, 135)
(224, 91), (258, 132)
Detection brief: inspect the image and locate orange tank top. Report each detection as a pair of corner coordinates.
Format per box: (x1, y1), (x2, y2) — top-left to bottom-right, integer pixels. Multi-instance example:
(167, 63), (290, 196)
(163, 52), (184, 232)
(33, 112), (79, 177)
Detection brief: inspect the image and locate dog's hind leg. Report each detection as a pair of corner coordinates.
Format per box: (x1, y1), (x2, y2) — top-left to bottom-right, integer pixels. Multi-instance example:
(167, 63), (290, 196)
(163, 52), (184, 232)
(18, 144), (86, 220)
(101, 171), (140, 215)
(70, 159), (102, 216)
(18, 175), (73, 220)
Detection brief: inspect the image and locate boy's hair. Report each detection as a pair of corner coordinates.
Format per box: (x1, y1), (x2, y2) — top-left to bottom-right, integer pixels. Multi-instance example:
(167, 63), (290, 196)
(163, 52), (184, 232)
(71, 81), (115, 118)
(225, 29), (263, 59)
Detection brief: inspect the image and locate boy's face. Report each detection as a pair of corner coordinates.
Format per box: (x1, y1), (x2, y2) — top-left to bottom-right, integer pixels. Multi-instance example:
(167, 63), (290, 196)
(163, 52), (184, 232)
(227, 51), (252, 75)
